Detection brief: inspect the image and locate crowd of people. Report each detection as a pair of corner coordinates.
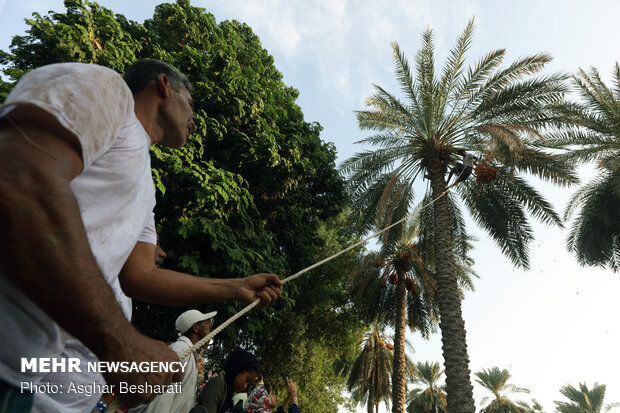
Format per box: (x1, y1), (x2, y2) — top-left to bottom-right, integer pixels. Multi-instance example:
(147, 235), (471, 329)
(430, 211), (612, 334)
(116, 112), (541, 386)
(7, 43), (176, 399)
(114, 307), (302, 413)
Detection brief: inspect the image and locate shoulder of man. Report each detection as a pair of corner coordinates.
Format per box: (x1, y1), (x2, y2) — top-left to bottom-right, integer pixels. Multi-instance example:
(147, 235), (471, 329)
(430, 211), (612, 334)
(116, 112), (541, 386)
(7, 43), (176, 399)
(3, 62), (135, 170)
(170, 336), (193, 354)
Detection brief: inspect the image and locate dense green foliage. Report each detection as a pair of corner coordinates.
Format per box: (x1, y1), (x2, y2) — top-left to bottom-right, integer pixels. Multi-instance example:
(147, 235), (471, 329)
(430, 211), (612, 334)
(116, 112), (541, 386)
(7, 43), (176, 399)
(0, 1), (363, 410)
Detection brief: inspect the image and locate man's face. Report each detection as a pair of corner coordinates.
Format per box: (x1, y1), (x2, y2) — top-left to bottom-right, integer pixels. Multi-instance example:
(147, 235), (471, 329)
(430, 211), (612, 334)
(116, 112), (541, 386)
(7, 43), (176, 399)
(194, 319), (212, 339)
(159, 85), (196, 148)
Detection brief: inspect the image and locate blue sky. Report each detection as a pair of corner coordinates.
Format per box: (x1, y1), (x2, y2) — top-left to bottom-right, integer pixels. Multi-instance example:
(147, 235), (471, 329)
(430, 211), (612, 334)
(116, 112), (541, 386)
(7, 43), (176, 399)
(1, 0), (619, 411)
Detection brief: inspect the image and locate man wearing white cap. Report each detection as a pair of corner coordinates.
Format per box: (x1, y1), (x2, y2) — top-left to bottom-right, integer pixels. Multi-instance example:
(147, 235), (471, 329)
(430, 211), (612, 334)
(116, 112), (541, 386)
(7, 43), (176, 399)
(135, 309), (217, 413)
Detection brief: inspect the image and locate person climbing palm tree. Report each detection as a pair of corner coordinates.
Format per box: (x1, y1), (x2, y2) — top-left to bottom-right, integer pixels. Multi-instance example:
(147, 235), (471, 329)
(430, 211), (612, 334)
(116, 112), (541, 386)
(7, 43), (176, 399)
(446, 150), (477, 186)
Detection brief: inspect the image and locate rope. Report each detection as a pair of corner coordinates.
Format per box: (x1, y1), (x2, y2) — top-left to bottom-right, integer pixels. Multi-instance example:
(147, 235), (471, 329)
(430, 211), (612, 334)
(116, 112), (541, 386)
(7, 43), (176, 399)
(106, 171), (464, 412)
(179, 175), (461, 361)
(4, 109), (466, 412)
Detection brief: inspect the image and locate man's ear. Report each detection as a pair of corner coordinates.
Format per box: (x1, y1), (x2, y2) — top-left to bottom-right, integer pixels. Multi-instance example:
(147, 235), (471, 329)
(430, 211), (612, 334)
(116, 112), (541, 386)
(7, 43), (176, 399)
(191, 322), (199, 334)
(156, 74), (171, 98)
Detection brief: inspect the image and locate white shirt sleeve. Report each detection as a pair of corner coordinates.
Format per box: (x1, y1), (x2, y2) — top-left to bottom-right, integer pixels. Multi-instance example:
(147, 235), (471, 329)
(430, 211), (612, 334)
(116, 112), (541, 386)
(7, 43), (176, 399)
(463, 153), (475, 167)
(137, 212), (157, 246)
(0, 62), (134, 169)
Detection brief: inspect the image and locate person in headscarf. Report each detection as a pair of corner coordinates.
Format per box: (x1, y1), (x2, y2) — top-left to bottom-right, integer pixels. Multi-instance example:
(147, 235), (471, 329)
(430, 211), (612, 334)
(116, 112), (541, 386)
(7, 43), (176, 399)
(195, 348), (260, 413)
(246, 381), (272, 412)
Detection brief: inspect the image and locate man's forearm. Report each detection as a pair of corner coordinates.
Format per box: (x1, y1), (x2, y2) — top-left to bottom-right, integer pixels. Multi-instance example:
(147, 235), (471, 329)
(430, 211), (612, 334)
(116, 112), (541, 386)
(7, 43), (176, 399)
(121, 267), (244, 306)
(120, 236), (282, 307)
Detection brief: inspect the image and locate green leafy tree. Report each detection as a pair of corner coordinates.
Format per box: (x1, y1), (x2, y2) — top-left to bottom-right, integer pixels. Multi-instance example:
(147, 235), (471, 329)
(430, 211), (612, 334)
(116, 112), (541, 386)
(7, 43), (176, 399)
(547, 64), (620, 271)
(143, 1), (347, 272)
(554, 382), (620, 413)
(406, 361), (447, 413)
(3, 0), (143, 74)
(1, 1), (361, 410)
(475, 367), (531, 413)
(341, 18), (576, 412)
(256, 210), (365, 413)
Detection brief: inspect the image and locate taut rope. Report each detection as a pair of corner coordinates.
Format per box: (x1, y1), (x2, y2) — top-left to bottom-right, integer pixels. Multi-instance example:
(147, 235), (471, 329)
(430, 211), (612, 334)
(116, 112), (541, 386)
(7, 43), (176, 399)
(179, 176), (459, 361)
(107, 173), (462, 412)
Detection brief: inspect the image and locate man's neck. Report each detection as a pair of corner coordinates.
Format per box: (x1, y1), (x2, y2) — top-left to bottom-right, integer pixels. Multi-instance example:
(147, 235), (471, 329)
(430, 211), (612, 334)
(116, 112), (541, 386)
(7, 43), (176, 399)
(185, 333), (201, 345)
(132, 90), (162, 145)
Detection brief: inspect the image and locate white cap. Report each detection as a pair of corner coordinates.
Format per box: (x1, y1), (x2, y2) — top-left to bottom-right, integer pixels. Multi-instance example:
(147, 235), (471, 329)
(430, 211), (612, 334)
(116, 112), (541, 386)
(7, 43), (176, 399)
(175, 309), (217, 334)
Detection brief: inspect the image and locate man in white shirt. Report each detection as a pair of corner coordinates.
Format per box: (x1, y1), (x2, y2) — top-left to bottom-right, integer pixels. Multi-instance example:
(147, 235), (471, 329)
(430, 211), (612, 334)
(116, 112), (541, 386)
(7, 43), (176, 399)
(447, 149), (476, 185)
(0, 59), (282, 412)
(132, 310), (216, 413)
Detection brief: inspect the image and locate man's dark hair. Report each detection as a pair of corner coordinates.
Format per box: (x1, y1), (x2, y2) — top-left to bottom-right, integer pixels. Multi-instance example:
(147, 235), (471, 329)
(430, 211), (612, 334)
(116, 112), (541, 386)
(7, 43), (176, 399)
(123, 59), (192, 94)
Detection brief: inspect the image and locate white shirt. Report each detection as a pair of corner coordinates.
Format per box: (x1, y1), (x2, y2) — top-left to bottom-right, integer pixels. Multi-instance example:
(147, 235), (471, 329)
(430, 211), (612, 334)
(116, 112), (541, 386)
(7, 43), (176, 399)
(463, 152), (475, 168)
(133, 336), (199, 413)
(0, 63), (157, 411)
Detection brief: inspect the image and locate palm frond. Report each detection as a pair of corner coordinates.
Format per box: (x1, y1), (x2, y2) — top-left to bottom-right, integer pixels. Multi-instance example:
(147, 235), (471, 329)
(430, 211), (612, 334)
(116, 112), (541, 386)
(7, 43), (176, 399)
(475, 367), (531, 412)
(565, 171), (620, 272)
(543, 129), (618, 165)
(458, 174), (534, 269)
(476, 123), (524, 152)
(392, 41), (423, 118)
(363, 83), (421, 132)
(451, 48), (505, 109)
(415, 27), (437, 136)
(514, 147), (579, 186)
(574, 67), (620, 123)
(341, 146), (407, 188)
(439, 18), (475, 106)
(494, 175), (563, 227)
(613, 61), (620, 101)
(555, 382), (616, 413)
(476, 53), (553, 101)
(472, 74), (568, 126)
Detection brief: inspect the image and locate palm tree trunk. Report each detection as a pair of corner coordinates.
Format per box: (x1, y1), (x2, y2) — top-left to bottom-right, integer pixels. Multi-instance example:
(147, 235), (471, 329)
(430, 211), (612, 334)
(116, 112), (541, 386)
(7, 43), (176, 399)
(391, 274), (407, 413)
(428, 168), (475, 413)
(367, 366), (377, 413)
(368, 383), (375, 413)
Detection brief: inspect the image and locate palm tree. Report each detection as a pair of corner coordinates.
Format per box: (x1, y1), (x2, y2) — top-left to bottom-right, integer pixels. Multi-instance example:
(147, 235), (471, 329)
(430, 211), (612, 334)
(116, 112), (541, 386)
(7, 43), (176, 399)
(350, 216), (475, 413)
(341, 18), (577, 412)
(547, 64), (620, 271)
(350, 213), (475, 413)
(554, 382), (620, 413)
(406, 361), (447, 413)
(345, 322), (397, 413)
(475, 367), (531, 412)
